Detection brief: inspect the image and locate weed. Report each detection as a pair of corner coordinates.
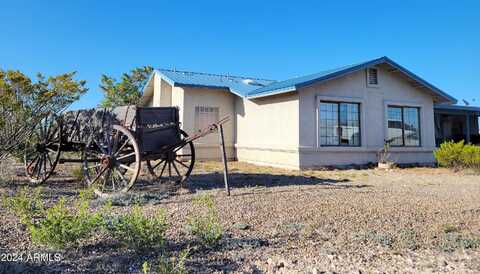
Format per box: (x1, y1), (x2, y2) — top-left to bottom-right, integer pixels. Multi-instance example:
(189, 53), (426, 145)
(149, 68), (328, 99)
(441, 224), (459, 234)
(141, 249), (189, 274)
(156, 249), (189, 274)
(107, 205), (168, 251)
(186, 193), (223, 247)
(438, 233), (480, 252)
(3, 187), (43, 225)
(142, 261), (150, 274)
(359, 231), (394, 248)
(397, 228), (419, 250)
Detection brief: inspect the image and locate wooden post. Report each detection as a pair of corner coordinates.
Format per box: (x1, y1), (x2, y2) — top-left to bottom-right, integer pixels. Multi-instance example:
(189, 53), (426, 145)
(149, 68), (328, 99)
(218, 124), (230, 196)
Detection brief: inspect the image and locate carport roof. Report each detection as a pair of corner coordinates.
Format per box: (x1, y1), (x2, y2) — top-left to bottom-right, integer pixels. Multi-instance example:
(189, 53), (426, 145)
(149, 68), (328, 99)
(434, 104), (480, 115)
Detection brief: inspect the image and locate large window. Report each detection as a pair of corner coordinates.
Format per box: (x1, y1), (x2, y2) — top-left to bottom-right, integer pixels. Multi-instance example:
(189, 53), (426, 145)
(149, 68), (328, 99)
(194, 106), (219, 132)
(319, 102), (360, 146)
(387, 106), (420, 146)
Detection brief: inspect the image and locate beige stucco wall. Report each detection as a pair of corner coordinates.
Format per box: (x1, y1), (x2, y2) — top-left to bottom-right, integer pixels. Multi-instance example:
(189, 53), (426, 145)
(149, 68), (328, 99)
(142, 67), (439, 169)
(181, 87), (236, 160)
(235, 92), (300, 168)
(298, 64), (436, 168)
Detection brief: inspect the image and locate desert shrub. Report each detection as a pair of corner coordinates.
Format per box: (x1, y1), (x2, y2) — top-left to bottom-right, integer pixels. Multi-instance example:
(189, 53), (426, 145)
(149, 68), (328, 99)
(2, 187), (43, 225)
(460, 144), (480, 169)
(434, 140), (480, 170)
(438, 233), (480, 252)
(142, 249), (189, 274)
(434, 140), (466, 169)
(186, 193), (223, 247)
(106, 205), (168, 251)
(29, 197), (106, 248)
(397, 228), (420, 250)
(358, 231), (394, 248)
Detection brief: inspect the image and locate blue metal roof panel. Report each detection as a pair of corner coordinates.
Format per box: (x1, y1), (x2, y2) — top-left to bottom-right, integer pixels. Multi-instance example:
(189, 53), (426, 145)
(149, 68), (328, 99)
(156, 69), (276, 97)
(148, 56), (456, 104)
(245, 56), (457, 104)
(246, 58), (386, 97)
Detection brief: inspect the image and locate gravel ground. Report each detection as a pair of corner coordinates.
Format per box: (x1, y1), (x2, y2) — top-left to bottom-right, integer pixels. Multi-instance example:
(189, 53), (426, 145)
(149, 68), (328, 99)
(0, 160), (479, 273)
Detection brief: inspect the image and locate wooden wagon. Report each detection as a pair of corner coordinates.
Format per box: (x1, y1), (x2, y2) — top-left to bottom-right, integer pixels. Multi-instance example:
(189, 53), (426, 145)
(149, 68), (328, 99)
(24, 106), (228, 195)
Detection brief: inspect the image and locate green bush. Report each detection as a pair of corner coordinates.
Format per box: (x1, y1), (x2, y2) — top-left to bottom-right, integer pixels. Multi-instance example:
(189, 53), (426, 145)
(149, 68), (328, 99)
(29, 197), (106, 248)
(107, 205), (168, 250)
(434, 140), (466, 168)
(460, 144), (480, 169)
(2, 187), (43, 225)
(186, 193), (223, 247)
(434, 140), (480, 170)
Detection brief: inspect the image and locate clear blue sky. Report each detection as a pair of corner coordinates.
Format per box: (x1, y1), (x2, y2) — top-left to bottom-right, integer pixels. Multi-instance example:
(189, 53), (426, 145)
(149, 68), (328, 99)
(1, 0), (479, 109)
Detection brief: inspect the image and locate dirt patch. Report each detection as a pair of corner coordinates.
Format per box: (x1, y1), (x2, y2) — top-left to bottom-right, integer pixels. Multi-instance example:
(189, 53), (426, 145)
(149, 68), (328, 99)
(1, 161), (479, 273)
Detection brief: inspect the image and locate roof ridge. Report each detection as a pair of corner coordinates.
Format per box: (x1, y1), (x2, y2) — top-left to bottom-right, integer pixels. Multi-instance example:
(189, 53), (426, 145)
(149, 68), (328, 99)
(158, 68), (275, 82)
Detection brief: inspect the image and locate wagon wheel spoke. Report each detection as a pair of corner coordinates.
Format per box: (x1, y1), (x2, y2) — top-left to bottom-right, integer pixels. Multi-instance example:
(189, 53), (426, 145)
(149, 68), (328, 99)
(171, 161), (181, 177)
(24, 113), (62, 184)
(83, 124), (140, 195)
(119, 164), (136, 173)
(113, 138), (130, 157)
(174, 159), (190, 169)
(116, 152), (136, 161)
(152, 159), (166, 170)
(146, 130), (195, 185)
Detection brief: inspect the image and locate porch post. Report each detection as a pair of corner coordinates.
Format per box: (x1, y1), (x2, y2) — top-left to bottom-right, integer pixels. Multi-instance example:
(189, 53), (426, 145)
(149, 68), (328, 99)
(466, 114), (471, 143)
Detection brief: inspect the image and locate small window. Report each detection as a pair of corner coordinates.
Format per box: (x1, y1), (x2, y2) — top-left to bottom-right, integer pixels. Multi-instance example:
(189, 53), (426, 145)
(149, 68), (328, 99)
(194, 106), (219, 132)
(319, 101), (361, 146)
(367, 68), (379, 86)
(387, 106), (421, 146)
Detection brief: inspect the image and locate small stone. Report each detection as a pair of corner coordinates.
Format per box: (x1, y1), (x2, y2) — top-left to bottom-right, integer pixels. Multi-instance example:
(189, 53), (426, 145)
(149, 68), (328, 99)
(234, 223), (251, 230)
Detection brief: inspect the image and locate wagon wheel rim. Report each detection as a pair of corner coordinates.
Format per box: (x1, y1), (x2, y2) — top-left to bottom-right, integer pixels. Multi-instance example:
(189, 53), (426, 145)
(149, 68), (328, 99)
(147, 130), (195, 185)
(83, 124), (141, 195)
(24, 114), (62, 184)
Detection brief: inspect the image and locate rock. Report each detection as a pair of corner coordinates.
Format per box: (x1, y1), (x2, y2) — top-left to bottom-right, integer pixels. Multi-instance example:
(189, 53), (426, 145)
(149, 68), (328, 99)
(234, 223), (251, 230)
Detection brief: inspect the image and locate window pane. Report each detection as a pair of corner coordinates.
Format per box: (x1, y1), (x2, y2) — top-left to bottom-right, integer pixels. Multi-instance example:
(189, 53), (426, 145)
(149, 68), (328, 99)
(387, 107), (404, 146)
(339, 103), (360, 146)
(195, 106), (219, 132)
(404, 107), (420, 146)
(319, 102), (339, 145)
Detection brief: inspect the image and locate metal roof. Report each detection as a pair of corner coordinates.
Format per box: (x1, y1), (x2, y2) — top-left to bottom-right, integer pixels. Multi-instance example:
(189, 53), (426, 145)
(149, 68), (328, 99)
(155, 69), (276, 97)
(246, 56), (457, 103)
(145, 56), (457, 104)
(434, 104), (480, 114)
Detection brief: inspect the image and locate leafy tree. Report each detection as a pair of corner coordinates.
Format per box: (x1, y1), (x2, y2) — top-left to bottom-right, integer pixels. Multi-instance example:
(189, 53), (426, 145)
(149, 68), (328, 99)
(0, 70), (87, 161)
(99, 66), (153, 107)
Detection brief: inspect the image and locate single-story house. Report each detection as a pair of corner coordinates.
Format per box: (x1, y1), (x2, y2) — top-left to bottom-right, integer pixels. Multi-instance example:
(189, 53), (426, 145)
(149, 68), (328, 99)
(139, 56), (480, 169)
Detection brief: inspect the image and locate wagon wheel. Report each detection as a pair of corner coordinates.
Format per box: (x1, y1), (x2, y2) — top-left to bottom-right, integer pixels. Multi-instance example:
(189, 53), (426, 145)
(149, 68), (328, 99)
(24, 113), (63, 184)
(83, 124), (141, 195)
(146, 130), (195, 185)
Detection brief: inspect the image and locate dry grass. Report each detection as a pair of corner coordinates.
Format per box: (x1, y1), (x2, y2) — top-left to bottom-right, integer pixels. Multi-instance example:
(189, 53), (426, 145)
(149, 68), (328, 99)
(1, 160), (479, 273)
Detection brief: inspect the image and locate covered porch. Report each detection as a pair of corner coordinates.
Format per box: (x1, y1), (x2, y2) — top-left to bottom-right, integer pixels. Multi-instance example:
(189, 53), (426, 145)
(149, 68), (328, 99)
(434, 105), (480, 146)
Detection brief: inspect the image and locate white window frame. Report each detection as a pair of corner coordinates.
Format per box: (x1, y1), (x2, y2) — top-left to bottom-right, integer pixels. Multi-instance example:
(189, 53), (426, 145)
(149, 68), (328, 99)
(366, 67), (379, 88)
